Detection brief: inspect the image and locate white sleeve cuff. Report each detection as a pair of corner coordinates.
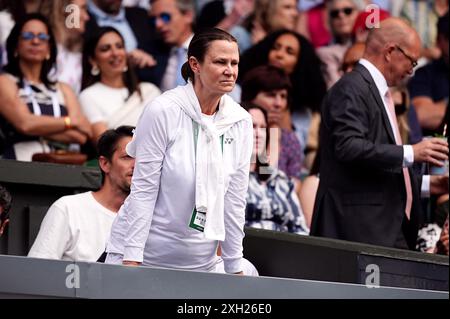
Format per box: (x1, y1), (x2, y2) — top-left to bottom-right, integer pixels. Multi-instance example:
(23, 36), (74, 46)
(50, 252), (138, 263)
(123, 246), (144, 263)
(403, 145), (414, 167)
(223, 257), (243, 274)
(421, 175), (430, 198)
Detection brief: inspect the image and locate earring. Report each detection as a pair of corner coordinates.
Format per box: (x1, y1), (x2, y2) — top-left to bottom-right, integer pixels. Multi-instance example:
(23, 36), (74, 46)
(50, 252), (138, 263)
(91, 65), (100, 76)
(46, 54), (50, 60)
(14, 52), (18, 57)
(123, 65), (128, 73)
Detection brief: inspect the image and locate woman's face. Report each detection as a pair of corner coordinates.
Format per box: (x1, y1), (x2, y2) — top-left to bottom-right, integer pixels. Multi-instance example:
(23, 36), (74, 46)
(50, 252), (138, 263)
(17, 19), (51, 64)
(252, 89), (289, 113)
(268, 33), (300, 75)
(91, 31), (127, 77)
(192, 40), (239, 96)
(249, 108), (267, 158)
(272, 0), (299, 31)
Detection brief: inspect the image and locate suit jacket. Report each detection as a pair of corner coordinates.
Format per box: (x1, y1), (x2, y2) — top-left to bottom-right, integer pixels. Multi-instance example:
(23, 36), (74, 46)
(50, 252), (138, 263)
(310, 63), (422, 249)
(84, 7), (170, 86)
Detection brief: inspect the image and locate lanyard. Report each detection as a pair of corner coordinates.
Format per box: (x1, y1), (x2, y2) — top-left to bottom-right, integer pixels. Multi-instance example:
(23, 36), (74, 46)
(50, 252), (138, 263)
(23, 81), (61, 117)
(192, 121), (224, 159)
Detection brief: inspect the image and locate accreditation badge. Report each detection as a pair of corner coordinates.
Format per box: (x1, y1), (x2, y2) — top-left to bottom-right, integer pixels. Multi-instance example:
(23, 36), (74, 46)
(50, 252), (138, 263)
(189, 207), (206, 232)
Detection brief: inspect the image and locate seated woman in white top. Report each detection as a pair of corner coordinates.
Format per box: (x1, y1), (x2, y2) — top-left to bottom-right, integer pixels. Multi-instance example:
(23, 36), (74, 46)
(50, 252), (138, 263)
(79, 26), (160, 143)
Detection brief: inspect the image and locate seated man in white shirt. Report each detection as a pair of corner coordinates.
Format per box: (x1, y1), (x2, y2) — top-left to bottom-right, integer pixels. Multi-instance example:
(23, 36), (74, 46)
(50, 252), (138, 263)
(28, 126), (135, 262)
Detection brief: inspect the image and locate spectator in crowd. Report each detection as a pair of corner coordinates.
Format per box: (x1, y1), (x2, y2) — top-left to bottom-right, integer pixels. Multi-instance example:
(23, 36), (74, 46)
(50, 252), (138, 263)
(311, 18), (449, 250)
(80, 27), (160, 143)
(241, 65), (303, 181)
(122, 0), (150, 10)
(0, 14), (91, 161)
(316, 0), (360, 89)
(239, 29), (327, 163)
(28, 126), (134, 262)
(105, 28), (253, 276)
(85, 0), (157, 82)
(435, 214), (449, 255)
(408, 12), (449, 137)
(352, 8), (390, 44)
(244, 102), (309, 234)
(148, 0), (195, 91)
(399, 0), (448, 61)
(0, 0), (46, 65)
(296, 1), (330, 48)
(298, 146), (320, 228)
(0, 184), (12, 237)
(229, 0), (299, 52)
(40, 0), (90, 94)
(196, 0), (254, 32)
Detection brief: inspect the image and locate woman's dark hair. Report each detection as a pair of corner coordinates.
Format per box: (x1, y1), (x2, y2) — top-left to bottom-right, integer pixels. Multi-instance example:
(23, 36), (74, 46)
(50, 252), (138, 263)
(4, 13), (58, 87)
(241, 65), (292, 107)
(97, 125), (134, 182)
(181, 27), (238, 83)
(81, 27), (141, 100)
(239, 29), (326, 113)
(0, 0), (36, 22)
(241, 102), (271, 178)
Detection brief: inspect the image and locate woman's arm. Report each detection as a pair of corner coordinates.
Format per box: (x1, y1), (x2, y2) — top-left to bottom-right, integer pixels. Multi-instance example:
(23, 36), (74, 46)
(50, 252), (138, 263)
(121, 101), (169, 264)
(56, 83), (92, 140)
(0, 75), (68, 136)
(221, 118), (253, 274)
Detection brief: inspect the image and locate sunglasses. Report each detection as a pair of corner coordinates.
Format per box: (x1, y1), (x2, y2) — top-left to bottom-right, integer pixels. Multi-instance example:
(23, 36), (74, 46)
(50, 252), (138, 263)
(395, 45), (418, 68)
(20, 31), (50, 42)
(330, 7), (354, 19)
(150, 12), (172, 26)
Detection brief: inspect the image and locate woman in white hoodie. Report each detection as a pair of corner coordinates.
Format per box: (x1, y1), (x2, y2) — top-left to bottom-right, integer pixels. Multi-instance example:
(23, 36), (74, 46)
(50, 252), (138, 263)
(105, 28), (255, 275)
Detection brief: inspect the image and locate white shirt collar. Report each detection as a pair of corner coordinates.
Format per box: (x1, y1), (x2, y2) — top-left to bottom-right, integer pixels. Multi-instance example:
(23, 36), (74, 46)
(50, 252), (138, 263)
(358, 58), (389, 98)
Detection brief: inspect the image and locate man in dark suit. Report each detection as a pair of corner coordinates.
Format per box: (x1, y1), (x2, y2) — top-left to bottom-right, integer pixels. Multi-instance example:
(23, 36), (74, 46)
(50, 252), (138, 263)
(148, 0), (195, 91)
(311, 18), (449, 250)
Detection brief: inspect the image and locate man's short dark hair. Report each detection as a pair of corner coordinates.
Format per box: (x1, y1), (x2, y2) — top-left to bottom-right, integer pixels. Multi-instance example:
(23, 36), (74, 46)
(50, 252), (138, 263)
(0, 184), (12, 222)
(437, 12), (449, 39)
(97, 126), (134, 181)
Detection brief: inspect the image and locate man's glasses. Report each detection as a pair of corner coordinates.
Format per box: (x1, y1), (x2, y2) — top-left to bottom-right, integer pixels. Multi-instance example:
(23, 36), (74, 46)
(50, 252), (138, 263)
(330, 7), (354, 19)
(20, 32), (50, 42)
(150, 12), (172, 26)
(395, 45), (418, 68)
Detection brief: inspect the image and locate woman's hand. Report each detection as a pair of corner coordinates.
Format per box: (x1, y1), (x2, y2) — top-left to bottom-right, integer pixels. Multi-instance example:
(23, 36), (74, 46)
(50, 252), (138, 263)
(123, 260), (141, 266)
(128, 49), (157, 69)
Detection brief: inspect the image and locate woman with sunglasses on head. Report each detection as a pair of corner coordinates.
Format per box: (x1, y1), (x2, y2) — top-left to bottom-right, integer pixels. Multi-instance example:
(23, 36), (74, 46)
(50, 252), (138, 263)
(0, 13), (91, 161)
(79, 27), (161, 144)
(105, 28), (255, 276)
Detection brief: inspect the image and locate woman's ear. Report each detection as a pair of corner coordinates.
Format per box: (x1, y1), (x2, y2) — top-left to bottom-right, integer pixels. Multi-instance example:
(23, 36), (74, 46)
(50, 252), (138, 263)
(88, 57), (97, 68)
(189, 56), (200, 74)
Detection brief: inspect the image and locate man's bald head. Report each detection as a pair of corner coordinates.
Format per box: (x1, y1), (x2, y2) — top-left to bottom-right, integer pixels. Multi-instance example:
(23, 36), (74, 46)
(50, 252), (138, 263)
(365, 18), (421, 57)
(363, 17), (421, 87)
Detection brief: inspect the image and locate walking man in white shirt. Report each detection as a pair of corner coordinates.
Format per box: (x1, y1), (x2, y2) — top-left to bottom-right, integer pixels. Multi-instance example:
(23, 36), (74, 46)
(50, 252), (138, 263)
(28, 126), (135, 262)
